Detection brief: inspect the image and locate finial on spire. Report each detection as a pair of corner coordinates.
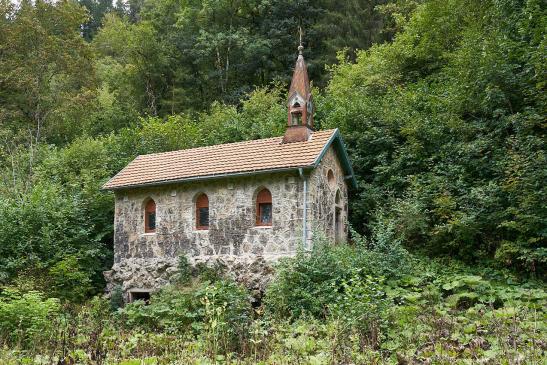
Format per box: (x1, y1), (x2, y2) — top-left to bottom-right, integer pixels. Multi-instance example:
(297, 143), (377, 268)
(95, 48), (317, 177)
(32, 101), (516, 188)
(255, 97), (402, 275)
(298, 26), (304, 55)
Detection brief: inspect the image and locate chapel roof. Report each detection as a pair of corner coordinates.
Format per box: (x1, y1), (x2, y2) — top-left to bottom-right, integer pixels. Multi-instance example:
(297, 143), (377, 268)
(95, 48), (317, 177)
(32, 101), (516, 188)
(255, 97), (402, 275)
(103, 128), (356, 190)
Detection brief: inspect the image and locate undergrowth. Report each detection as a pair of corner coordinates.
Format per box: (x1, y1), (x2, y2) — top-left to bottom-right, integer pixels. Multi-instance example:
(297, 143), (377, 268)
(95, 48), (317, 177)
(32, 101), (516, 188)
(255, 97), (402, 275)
(0, 238), (545, 364)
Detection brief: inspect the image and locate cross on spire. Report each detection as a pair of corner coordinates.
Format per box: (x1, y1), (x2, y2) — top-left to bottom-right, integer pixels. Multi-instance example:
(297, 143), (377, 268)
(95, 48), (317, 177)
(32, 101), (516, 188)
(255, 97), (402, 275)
(298, 26), (304, 55)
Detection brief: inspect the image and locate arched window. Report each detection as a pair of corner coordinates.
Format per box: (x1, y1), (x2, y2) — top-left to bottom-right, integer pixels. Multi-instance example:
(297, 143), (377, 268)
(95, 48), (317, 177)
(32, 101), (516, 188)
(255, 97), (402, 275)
(327, 169), (335, 188)
(256, 188), (272, 226)
(196, 193), (209, 230)
(334, 190), (343, 243)
(144, 199), (156, 233)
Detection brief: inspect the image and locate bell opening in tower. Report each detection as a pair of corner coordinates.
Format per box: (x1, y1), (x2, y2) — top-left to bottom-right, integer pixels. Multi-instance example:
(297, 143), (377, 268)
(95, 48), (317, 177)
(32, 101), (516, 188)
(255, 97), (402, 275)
(291, 112), (302, 126)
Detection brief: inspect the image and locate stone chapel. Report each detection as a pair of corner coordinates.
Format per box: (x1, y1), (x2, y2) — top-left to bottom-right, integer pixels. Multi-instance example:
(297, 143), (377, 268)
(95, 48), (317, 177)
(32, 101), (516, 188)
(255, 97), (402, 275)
(103, 45), (356, 301)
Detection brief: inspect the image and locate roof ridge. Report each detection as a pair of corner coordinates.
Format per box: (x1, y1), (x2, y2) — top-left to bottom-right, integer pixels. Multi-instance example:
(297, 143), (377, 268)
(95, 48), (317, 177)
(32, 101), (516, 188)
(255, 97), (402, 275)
(138, 129), (336, 159)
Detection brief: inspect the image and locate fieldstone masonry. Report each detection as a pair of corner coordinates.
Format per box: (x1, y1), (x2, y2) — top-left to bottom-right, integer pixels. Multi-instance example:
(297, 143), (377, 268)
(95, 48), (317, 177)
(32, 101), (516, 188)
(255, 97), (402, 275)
(104, 145), (349, 299)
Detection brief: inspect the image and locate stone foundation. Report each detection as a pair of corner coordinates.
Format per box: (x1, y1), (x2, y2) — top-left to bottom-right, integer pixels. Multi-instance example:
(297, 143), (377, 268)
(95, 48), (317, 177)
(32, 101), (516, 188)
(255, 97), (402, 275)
(104, 254), (284, 300)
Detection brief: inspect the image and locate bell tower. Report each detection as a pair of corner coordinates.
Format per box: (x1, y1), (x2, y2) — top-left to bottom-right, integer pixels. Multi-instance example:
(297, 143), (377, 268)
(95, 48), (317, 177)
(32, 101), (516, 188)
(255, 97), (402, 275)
(283, 37), (314, 143)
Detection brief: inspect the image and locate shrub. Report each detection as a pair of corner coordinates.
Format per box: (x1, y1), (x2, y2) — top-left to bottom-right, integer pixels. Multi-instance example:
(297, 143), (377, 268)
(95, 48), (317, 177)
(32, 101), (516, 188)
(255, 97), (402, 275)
(329, 272), (389, 349)
(198, 279), (252, 357)
(352, 218), (412, 279)
(176, 255), (192, 285)
(0, 182), (107, 293)
(264, 232), (411, 319)
(0, 289), (61, 348)
(49, 255), (94, 303)
(110, 285), (124, 311)
(119, 278), (252, 353)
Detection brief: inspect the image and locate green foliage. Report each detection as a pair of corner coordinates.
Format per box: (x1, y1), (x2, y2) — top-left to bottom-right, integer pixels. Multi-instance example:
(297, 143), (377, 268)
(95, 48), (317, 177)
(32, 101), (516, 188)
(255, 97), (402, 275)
(0, 182), (106, 288)
(0, 289), (61, 348)
(48, 256), (94, 303)
(110, 285), (124, 311)
(120, 278), (252, 351)
(199, 85), (287, 146)
(264, 234), (412, 319)
(35, 137), (115, 245)
(176, 256), (192, 285)
(0, 254), (544, 363)
(329, 273), (390, 351)
(116, 275), (253, 358)
(381, 256), (547, 362)
(79, 0), (115, 41)
(125, 0), (389, 112)
(0, 137), (115, 294)
(0, 0), (95, 145)
(322, 0), (547, 273)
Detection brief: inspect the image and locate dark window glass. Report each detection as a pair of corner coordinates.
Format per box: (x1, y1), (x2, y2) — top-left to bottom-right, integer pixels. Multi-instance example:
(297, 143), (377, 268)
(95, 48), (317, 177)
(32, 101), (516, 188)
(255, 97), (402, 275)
(147, 212), (156, 230)
(198, 207), (209, 227)
(256, 189), (272, 226)
(196, 194), (209, 229)
(259, 203), (272, 224)
(145, 199), (156, 233)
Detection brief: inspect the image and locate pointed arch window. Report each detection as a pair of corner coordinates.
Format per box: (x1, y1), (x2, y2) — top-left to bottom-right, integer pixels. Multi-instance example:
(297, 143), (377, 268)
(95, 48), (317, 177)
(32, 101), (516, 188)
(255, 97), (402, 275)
(334, 190), (343, 243)
(327, 169), (335, 188)
(256, 188), (272, 226)
(144, 199), (156, 233)
(196, 193), (209, 230)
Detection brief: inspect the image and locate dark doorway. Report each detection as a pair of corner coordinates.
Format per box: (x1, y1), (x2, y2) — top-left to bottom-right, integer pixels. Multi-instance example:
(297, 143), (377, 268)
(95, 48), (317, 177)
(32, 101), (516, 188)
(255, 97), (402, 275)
(129, 290), (151, 304)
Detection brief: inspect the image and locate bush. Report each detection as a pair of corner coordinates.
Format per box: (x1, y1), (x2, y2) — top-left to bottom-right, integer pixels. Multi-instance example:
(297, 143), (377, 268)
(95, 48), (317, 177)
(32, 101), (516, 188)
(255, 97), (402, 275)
(119, 278), (252, 353)
(176, 255), (192, 285)
(49, 256), (94, 303)
(0, 182), (107, 292)
(264, 232), (411, 319)
(0, 289), (61, 348)
(329, 272), (390, 352)
(322, 0), (547, 274)
(110, 285), (124, 311)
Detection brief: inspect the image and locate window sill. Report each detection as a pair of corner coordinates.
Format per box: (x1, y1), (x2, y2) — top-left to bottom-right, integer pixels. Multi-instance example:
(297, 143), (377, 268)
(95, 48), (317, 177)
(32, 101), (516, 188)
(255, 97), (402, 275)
(253, 225), (272, 229)
(194, 228), (209, 232)
(141, 232), (156, 236)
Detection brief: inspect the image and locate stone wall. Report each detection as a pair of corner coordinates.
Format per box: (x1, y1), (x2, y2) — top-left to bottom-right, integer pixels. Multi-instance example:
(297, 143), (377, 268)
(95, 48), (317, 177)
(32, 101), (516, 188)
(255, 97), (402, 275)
(104, 146), (349, 297)
(307, 146), (349, 244)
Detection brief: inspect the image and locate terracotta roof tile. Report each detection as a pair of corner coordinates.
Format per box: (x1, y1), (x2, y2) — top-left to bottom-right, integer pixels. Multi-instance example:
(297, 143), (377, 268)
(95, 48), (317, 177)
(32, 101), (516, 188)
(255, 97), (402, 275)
(103, 129), (337, 190)
(288, 54), (310, 101)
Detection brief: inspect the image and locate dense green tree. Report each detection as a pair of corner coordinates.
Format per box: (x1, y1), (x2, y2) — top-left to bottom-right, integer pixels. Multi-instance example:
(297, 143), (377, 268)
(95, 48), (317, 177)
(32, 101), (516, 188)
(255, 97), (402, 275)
(0, 137), (115, 290)
(93, 13), (169, 117)
(96, 0), (390, 113)
(79, 0), (114, 41)
(0, 0), (95, 146)
(322, 0), (546, 274)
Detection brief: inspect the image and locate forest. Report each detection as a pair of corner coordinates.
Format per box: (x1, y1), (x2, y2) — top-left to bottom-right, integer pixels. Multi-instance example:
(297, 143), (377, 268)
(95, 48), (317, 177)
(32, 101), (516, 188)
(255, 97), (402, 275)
(0, 0), (545, 363)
